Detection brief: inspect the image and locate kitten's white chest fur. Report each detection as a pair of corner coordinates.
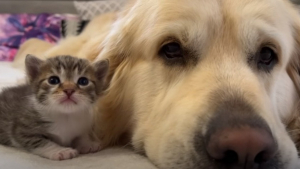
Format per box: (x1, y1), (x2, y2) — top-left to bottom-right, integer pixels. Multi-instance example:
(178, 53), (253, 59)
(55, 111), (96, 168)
(33, 98), (94, 147)
(46, 110), (92, 146)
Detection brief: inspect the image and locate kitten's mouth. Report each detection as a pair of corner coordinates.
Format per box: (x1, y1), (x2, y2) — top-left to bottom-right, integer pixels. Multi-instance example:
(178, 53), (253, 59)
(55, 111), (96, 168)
(60, 97), (77, 104)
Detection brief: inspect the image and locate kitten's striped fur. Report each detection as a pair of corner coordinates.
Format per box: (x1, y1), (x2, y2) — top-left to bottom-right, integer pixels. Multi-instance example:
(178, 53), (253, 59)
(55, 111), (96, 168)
(0, 55), (109, 160)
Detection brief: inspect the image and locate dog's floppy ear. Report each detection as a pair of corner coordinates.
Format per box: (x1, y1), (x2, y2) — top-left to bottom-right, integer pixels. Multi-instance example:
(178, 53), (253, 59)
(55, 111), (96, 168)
(95, 0), (141, 83)
(287, 3), (300, 96)
(285, 1), (300, 151)
(92, 0), (142, 145)
(287, 60), (300, 96)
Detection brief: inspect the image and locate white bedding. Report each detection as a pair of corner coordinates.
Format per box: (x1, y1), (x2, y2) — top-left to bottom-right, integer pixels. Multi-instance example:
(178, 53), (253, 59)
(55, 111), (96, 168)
(0, 145), (157, 169)
(0, 62), (25, 90)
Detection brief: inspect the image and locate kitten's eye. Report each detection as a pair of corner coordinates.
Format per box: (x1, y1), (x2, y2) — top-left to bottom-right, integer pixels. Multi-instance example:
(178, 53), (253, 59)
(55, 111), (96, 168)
(77, 77), (89, 86)
(257, 47), (278, 71)
(48, 76), (60, 85)
(160, 42), (183, 59)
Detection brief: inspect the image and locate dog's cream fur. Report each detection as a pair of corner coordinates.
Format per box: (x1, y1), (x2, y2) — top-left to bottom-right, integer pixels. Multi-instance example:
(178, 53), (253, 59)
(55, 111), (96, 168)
(13, 0), (300, 168)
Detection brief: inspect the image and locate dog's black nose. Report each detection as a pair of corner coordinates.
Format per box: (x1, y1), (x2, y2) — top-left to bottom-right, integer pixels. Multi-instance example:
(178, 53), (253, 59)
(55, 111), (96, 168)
(204, 97), (278, 168)
(206, 126), (277, 167)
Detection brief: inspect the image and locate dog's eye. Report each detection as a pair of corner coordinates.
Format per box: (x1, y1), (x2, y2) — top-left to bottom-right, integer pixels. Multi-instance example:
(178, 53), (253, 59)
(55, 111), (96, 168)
(259, 47), (275, 65)
(48, 76), (60, 85)
(160, 42), (183, 59)
(257, 47), (278, 71)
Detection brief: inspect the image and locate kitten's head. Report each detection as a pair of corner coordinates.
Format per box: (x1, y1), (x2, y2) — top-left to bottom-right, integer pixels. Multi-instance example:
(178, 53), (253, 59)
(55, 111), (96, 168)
(25, 54), (109, 113)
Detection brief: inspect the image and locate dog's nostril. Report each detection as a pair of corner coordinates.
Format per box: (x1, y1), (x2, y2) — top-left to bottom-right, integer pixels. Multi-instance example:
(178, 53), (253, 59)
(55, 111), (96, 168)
(222, 150), (238, 164)
(205, 127), (277, 167)
(254, 151), (271, 164)
(219, 149), (272, 165)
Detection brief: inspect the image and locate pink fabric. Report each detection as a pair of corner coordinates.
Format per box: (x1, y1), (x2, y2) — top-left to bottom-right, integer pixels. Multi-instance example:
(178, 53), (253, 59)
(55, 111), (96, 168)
(0, 14), (78, 61)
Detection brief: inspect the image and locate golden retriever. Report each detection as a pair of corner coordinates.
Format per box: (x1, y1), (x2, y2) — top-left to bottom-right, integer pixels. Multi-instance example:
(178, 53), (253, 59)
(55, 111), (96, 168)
(13, 0), (300, 168)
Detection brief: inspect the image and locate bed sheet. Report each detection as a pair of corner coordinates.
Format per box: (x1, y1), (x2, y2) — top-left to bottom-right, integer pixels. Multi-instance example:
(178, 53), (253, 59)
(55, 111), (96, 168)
(0, 62), (25, 90)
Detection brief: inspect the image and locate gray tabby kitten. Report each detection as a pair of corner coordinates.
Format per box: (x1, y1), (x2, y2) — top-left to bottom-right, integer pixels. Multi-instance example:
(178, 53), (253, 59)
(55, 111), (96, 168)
(0, 55), (109, 160)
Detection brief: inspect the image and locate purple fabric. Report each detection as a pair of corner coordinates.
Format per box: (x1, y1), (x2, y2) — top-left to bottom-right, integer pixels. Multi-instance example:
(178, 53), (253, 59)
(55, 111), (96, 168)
(0, 14), (67, 61)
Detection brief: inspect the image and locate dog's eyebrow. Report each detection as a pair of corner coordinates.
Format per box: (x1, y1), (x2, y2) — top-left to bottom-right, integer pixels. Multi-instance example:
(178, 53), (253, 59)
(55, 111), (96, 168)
(241, 19), (282, 53)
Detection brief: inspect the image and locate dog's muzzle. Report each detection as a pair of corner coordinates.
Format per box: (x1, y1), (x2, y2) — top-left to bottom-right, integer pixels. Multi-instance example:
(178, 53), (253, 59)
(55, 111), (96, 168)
(203, 98), (278, 169)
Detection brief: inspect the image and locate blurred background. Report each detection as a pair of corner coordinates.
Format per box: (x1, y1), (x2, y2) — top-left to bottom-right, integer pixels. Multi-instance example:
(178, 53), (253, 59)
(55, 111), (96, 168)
(0, 0), (127, 88)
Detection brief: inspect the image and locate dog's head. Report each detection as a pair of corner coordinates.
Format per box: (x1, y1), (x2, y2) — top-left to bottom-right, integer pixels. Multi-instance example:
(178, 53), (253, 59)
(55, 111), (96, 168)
(96, 0), (300, 168)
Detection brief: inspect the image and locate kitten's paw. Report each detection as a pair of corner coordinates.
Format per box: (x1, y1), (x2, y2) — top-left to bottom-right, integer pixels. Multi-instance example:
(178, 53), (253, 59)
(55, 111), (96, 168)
(49, 148), (79, 161)
(76, 141), (102, 154)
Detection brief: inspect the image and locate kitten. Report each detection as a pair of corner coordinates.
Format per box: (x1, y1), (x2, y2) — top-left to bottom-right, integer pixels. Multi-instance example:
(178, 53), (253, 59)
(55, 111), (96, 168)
(0, 55), (109, 160)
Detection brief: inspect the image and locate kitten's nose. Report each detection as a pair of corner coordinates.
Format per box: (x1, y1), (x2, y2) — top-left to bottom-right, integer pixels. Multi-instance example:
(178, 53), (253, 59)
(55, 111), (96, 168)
(64, 89), (75, 97)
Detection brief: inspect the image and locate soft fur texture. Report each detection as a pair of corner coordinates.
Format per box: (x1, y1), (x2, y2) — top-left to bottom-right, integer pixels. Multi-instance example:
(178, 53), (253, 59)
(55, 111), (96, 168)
(12, 0), (300, 168)
(1, 55), (108, 160)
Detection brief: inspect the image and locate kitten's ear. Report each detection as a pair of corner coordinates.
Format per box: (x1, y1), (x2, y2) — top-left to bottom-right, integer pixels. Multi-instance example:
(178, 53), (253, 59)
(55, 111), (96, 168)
(93, 59), (109, 81)
(25, 54), (44, 81)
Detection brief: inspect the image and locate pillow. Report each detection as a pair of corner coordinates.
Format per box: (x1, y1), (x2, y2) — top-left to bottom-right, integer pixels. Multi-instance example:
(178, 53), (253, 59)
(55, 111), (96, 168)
(0, 14), (62, 61)
(0, 13), (78, 61)
(74, 0), (127, 20)
(60, 19), (90, 38)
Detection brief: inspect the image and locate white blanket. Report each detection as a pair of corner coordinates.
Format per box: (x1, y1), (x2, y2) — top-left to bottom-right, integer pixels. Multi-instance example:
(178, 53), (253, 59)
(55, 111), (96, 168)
(0, 145), (157, 169)
(0, 62), (25, 90)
